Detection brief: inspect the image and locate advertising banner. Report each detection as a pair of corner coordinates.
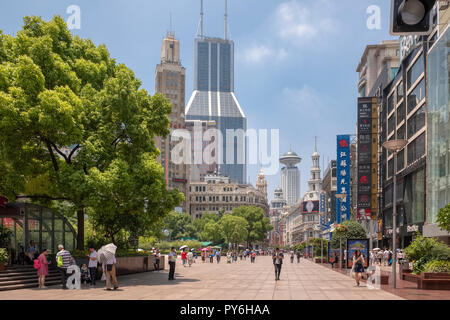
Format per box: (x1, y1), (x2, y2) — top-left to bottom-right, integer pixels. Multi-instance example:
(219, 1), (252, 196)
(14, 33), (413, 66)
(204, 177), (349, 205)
(327, 242), (343, 264)
(336, 135), (351, 223)
(302, 200), (319, 213)
(346, 239), (370, 269)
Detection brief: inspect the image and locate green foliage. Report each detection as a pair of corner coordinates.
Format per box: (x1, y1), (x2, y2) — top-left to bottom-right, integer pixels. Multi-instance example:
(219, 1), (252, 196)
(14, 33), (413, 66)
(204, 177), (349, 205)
(232, 206), (272, 246)
(306, 238), (329, 256)
(200, 221), (224, 244)
(154, 240), (202, 251)
(0, 248), (7, 264)
(404, 233), (450, 274)
(0, 15), (182, 245)
(163, 212), (197, 240)
(437, 203), (450, 233)
(138, 236), (158, 250)
(193, 212), (219, 235)
(219, 215), (248, 246)
(330, 220), (367, 249)
(423, 260), (450, 273)
(0, 225), (13, 248)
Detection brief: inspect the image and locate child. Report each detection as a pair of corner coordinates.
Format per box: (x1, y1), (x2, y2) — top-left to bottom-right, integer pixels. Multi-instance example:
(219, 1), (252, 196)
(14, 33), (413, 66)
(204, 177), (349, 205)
(80, 263), (90, 285)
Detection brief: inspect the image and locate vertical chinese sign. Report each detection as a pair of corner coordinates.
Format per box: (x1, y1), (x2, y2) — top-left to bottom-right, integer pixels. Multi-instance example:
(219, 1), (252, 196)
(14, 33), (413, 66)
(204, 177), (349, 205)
(336, 135), (351, 223)
(357, 97), (378, 220)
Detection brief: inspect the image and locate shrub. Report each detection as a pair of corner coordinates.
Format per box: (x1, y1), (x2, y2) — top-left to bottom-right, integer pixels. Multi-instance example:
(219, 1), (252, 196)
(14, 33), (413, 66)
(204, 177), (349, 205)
(423, 260), (450, 273)
(0, 248), (8, 264)
(0, 226), (12, 248)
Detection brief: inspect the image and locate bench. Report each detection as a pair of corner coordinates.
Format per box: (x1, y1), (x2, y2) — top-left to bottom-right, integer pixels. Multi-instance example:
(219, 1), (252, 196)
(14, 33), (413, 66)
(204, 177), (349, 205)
(418, 273), (450, 290)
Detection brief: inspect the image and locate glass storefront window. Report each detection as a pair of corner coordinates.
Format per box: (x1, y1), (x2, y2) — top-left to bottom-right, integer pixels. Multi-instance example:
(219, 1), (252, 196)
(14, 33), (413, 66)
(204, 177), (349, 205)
(407, 105), (426, 138)
(407, 79), (425, 113)
(407, 53), (424, 88)
(407, 132), (426, 165)
(404, 168), (425, 224)
(427, 27), (450, 224)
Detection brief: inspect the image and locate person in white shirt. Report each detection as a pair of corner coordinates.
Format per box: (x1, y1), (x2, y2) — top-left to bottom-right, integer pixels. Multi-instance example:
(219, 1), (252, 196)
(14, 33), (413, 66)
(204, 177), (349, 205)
(87, 246), (98, 286)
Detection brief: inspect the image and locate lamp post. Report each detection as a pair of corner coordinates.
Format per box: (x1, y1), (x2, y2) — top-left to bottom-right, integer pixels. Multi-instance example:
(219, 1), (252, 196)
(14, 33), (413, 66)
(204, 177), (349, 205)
(336, 193), (347, 269)
(382, 139), (407, 289)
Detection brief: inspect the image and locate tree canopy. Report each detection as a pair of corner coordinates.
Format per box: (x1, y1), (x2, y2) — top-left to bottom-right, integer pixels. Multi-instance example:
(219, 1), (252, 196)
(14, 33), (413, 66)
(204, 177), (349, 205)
(330, 220), (367, 249)
(437, 203), (450, 233)
(0, 16), (183, 246)
(220, 215), (248, 247)
(232, 206), (272, 247)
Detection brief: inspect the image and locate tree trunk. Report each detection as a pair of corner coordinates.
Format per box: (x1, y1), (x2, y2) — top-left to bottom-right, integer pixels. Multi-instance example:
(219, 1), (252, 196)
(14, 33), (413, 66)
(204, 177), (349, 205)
(77, 209), (84, 250)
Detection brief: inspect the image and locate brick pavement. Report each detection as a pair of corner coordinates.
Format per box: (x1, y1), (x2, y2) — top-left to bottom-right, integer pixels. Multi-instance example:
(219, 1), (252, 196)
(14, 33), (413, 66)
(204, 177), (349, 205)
(0, 256), (403, 300)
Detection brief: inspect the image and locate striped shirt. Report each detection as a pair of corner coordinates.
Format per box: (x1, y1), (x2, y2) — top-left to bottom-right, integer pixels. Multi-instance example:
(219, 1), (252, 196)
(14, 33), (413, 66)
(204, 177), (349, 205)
(56, 250), (73, 268)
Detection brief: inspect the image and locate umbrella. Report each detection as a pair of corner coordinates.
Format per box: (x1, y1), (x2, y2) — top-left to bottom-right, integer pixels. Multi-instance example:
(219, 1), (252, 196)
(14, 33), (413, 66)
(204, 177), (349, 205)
(98, 243), (117, 264)
(373, 248), (381, 251)
(180, 245), (188, 250)
(201, 248), (209, 251)
(191, 248), (195, 252)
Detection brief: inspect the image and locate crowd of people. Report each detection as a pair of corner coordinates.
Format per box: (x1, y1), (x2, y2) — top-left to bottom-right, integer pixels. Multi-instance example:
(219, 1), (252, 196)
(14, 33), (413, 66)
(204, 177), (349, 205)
(33, 244), (119, 290)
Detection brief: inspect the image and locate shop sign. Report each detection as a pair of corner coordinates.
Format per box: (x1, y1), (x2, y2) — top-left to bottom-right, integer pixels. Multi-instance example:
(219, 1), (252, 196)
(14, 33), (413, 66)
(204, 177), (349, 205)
(336, 135), (351, 222)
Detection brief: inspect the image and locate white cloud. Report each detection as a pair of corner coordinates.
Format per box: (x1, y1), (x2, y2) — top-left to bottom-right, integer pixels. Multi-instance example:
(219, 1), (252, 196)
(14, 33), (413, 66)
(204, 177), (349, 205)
(275, 0), (338, 42)
(281, 85), (326, 120)
(239, 44), (288, 65)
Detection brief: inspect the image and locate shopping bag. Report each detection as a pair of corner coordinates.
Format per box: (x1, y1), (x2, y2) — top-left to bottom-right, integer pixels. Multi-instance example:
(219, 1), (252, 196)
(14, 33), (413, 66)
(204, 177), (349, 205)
(101, 272), (106, 281)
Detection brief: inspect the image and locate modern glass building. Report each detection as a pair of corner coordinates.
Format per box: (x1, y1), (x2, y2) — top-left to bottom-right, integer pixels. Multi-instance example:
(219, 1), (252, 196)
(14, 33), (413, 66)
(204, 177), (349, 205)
(0, 203), (77, 260)
(185, 36), (246, 184)
(425, 25), (450, 244)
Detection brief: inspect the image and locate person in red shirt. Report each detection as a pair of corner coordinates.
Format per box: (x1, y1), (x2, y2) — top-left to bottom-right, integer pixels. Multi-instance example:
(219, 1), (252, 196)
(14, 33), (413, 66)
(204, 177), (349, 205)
(181, 249), (187, 267)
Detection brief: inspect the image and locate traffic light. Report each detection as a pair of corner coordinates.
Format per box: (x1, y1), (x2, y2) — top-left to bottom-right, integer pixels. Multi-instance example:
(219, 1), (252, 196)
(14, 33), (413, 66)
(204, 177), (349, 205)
(390, 0), (436, 35)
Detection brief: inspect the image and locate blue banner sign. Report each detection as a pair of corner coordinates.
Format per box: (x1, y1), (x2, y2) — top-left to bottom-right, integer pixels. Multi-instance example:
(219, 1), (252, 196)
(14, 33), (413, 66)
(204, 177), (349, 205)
(336, 135), (351, 223)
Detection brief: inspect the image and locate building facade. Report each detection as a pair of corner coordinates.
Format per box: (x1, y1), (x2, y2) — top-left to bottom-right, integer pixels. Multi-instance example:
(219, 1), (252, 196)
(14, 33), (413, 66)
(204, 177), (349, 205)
(188, 173), (269, 220)
(155, 32), (189, 212)
(279, 150), (301, 205)
(269, 188), (287, 246)
(323, 160), (337, 223)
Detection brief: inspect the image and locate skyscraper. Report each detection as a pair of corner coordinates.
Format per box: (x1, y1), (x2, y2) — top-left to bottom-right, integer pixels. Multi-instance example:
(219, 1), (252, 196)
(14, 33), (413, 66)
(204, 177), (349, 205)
(185, 0), (247, 184)
(155, 31), (189, 212)
(279, 149), (301, 205)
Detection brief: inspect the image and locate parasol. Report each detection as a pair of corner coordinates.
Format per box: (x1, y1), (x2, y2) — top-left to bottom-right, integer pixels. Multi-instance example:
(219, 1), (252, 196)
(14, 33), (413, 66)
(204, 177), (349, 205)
(98, 243), (117, 264)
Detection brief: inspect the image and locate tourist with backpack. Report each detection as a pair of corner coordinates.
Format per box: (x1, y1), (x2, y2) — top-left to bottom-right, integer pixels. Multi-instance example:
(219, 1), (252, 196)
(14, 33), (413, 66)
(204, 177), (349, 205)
(35, 249), (50, 289)
(56, 244), (73, 289)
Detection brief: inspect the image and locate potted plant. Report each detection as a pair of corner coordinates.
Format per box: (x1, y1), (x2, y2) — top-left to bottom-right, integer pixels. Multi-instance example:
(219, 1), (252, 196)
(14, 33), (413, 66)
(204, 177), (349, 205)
(0, 248), (8, 270)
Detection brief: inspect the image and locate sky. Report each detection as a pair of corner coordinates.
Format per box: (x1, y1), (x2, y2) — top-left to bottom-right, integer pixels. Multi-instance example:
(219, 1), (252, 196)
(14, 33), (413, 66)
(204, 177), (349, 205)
(0, 0), (396, 202)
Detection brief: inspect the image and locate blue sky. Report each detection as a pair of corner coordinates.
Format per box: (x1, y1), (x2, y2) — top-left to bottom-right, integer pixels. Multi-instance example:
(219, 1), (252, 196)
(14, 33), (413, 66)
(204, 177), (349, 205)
(0, 0), (396, 202)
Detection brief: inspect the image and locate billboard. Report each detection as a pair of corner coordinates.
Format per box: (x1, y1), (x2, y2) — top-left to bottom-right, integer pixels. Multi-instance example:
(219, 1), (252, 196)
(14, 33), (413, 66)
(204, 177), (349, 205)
(336, 135), (351, 222)
(346, 238), (370, 269)
(302, 200), (319, 213)
(357, 97), (378, 220)
(327, 242), (344, 264)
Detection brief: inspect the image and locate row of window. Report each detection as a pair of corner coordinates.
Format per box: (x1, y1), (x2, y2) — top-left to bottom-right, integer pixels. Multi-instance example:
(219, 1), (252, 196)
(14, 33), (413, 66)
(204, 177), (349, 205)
(387, 132), (425, 177)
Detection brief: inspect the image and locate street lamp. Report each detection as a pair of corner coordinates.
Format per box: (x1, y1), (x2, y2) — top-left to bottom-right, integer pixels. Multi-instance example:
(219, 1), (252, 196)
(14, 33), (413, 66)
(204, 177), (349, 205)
(335, 193), (347, 269)
(382, 139), (407, 289)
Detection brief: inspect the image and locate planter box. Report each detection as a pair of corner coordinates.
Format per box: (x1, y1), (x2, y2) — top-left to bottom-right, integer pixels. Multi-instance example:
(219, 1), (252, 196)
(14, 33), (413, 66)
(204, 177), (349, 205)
(314, 258), (327, 264)
(0, 263), (4, 271)
(419, 272), (450, 290)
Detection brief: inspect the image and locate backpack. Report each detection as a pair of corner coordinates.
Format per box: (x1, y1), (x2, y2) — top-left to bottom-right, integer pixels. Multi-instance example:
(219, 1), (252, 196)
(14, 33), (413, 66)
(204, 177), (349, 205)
(33, 258), (41, 270)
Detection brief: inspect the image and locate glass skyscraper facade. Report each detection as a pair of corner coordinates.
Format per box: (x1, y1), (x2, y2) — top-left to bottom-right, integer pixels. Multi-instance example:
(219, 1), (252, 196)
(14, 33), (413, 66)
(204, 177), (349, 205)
(186, 37), (246, 184)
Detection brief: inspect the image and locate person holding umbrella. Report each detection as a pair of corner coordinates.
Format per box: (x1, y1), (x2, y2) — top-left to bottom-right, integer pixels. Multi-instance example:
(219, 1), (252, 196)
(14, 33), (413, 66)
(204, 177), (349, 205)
(98, 243), (118, 290)
(168, 247), (177, 280)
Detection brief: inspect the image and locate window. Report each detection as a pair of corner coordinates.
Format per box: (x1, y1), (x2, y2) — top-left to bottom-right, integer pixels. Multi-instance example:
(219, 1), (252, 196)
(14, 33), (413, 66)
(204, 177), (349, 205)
(404, 168), (425, 224)
(407, 133), (426, 165)
(387, 94), (395, 114)
(397, 149), (404, 172)
(388, 158), (394, 178)
(407, 79), (425, 113)
(397, 125), (405, 140)
(407, 105), (426, 139)
(396, 81), (404, 101)
(359, 85), (366, 97)
(407, 54), (424, 88)
(388, 115), (395, 134)
(397, 101), (405, 125)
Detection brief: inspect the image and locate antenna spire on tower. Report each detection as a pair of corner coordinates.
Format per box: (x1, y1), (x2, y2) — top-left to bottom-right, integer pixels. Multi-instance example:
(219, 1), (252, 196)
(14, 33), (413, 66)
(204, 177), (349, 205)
(200, 0), (204, 38)
(224, 0), (228, 40)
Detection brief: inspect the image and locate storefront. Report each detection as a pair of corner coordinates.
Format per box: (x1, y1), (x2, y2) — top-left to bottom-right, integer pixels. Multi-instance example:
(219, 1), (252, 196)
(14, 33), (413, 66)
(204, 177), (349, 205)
(425, 25), (450, 244)
(0, 202), (77, 263)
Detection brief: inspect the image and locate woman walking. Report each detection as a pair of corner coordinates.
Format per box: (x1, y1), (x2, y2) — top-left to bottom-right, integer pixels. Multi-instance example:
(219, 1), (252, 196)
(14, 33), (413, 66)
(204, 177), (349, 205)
(353, 250), (365, 287)
(37, 249), (50, 289)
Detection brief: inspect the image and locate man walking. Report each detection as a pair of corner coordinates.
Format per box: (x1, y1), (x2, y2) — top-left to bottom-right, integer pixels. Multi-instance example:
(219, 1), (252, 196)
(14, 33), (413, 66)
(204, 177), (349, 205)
(87, 246), (98, 286)
(296, 250), (301, 263)
(168, 247), (177, 280)
(55, 244), (73, 289)
(272, 247), (284, 281)
(102, 249), (118, 290)
(216, 250), (221, 263)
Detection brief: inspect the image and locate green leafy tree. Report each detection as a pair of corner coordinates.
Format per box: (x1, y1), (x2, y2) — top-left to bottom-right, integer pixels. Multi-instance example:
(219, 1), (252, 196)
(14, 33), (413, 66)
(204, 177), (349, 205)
(219, 215), (248, 248)
(232, 206), (272, 247)
(437, 203), (450, 233)
(330, 220), (367, 249)
(200, 221), (224, 244)
(193, 212), (219, 234)
(163, 212), (197, 240)
(0, 16), (182, 248)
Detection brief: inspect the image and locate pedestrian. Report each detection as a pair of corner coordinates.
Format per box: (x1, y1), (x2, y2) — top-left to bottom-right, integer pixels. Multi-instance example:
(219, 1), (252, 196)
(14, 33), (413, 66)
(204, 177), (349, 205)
(102, 249), (118, 290)
(154, 248), (161, 271)
(383, 248), (389, 266)
(353, 250), (365, 287)
(239, 251), (243, 260)
(209, 251), (214, 263)
(201, 250), (206, 263)
(272, 247), (284, 281)
(36, 249), (50, 289)
(376, 250), (383, 265)
(56, 244), (73, 289)
(187, 250), (193, 267)
(80, 263), (90, 285)
(296, 250), (301, 263)
(181, 249), (187, 267)
(251, 250), (256, 263)
(216, 250), (221, 263)
(87, 246), (98, 286)
(168, 247), (177, 280)
(290, 250), (294, 263)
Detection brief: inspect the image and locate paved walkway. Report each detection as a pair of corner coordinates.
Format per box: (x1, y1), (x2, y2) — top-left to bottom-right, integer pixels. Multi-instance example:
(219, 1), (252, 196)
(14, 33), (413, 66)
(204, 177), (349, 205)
(0, 256), (403, 300)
